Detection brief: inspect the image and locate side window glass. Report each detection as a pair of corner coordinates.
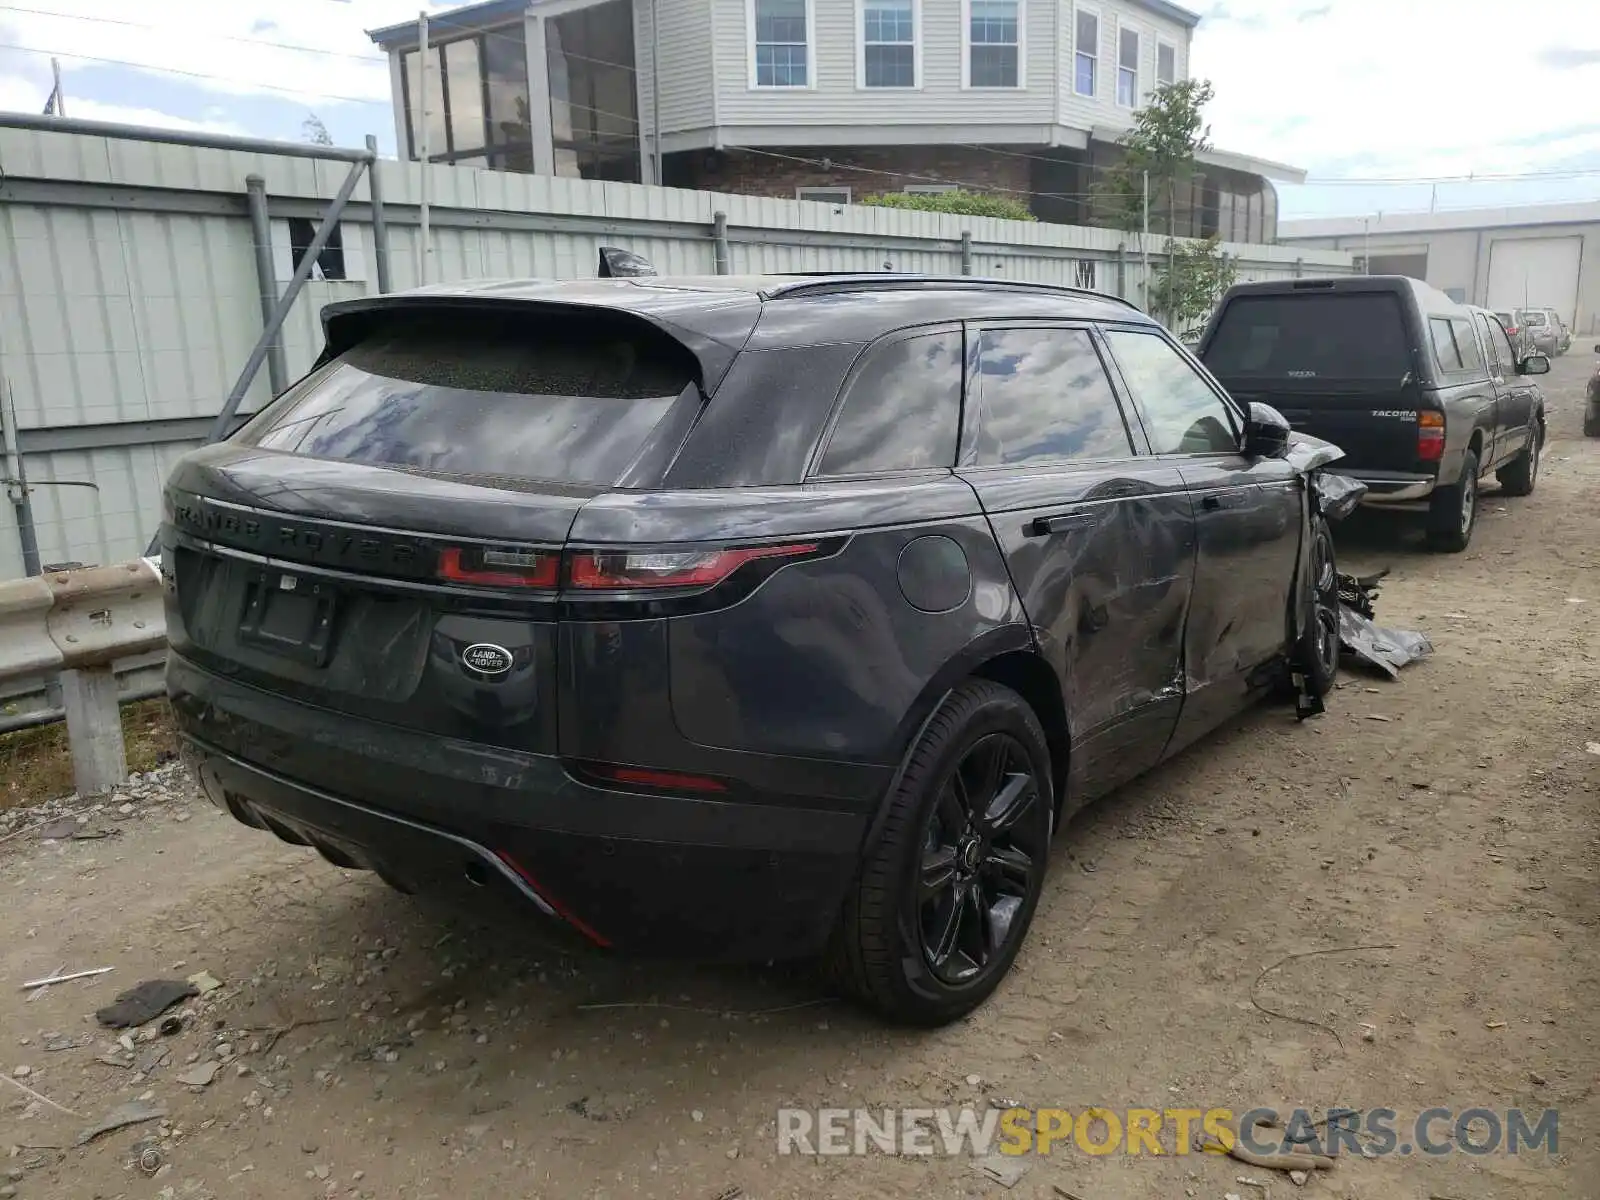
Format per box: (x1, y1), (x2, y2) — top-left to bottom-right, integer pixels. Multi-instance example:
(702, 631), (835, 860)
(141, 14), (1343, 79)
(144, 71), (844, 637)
(1429, 317), (1463, 372)
(1104, 329), (1240, 455)
(972, 327), (1134, 466)
(1450, 319), (1483, 374)
(1474, 315), (1503, 375)
(1488, 319), (1516, 372)
(817, 331), (962, 476)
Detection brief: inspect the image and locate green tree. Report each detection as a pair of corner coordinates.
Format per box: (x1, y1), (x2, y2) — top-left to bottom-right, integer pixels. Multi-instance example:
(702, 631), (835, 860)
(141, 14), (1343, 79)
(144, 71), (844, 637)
(1148, 235), (1238, 341)
(301, 112), (334, 146)
(860, 190), (1036, 222)
(1091, 78), (1214, 237)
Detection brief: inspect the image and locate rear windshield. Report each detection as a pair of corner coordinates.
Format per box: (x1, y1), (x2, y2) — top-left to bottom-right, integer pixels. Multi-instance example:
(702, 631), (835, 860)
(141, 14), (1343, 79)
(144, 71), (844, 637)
(237, 310), (696, 486)
(1203, 292), (1413, 381)
(1520, 311), (1548, 326)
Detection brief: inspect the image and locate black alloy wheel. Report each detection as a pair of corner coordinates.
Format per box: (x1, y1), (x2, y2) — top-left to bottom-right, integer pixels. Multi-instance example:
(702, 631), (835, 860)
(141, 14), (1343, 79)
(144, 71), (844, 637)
(918, 732), (1044, 985)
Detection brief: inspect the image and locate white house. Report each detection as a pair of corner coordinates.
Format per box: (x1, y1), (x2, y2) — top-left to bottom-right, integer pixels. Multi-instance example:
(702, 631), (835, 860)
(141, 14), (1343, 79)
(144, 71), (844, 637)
(369, 0), (1303, 239)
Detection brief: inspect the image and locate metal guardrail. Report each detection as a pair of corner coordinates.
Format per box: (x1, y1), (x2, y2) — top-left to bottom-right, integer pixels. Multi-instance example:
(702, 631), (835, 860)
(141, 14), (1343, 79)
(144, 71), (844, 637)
(0, 557), (166, 795)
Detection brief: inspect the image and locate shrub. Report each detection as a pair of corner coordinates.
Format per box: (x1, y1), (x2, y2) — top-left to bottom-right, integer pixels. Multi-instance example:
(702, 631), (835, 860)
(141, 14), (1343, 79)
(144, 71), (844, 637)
(860, 190), (1036, 222)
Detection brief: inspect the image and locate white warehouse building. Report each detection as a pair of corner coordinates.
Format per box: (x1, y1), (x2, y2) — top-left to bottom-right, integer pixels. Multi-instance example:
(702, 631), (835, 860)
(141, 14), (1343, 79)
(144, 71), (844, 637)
(1280, 200), (1600, 335)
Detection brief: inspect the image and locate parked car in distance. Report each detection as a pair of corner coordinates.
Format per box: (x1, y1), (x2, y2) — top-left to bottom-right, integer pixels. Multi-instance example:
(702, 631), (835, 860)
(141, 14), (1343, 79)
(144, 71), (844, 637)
(1514, 307), (1562, 356)
(1493, 310), (1533, 357)
(1586, 344), (1600, 438)
(1198, 276), (1547, 552)
(162, 273), (1347, 1026)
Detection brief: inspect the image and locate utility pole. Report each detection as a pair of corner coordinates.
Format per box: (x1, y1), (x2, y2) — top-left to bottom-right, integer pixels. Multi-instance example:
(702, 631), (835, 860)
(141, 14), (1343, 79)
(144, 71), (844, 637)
(1141, 170), (1151, 311)
(417, 10), (432, 286)
(1362, 217), (1371, 275)
(50, 58), (65, 117)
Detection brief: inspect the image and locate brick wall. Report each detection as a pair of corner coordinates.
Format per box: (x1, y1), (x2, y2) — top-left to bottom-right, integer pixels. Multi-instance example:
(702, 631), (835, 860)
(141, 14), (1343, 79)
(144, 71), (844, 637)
(670, 144), (1034, 206)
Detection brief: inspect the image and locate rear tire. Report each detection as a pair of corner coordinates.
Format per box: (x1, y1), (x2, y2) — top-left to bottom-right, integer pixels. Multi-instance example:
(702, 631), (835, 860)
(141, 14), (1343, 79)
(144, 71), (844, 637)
(1426, 448), (1479, 553)
(829, 680), (1053, 1026)
(1496, 423), (1541, 497)
(1585, 407), (1600, 438)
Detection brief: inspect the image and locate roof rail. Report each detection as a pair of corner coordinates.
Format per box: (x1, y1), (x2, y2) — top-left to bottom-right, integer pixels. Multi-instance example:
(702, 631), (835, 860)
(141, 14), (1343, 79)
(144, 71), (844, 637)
(759, 274), (1140, 309)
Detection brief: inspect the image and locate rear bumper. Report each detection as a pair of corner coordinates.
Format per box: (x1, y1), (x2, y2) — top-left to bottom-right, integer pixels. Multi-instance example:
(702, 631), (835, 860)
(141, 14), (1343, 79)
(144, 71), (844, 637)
(1326, 468), (1437, 506)
(171, 654), (873, 960)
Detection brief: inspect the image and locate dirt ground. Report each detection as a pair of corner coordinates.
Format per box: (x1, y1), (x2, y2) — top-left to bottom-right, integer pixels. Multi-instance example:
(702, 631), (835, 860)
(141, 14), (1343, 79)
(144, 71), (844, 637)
(2, 354), (1596, 1200)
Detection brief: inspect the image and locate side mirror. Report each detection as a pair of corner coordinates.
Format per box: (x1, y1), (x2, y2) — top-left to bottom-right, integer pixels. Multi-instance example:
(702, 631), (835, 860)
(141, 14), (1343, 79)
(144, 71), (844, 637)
(1518, 354), (1551, 376)
(1243, 401), (1292, 458)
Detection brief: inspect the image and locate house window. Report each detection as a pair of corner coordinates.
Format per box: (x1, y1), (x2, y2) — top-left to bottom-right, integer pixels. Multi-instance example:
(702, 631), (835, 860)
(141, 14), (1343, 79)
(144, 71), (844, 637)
(862, 0), (916, 87)
(753, 0), (810, 87)
(1157, 39), (1176, 87)
(797, 186), (851, 204)
(1117, 25), (1139, 106)
(1074, 8), (1098, 97)
(967, 0), (1021, 88)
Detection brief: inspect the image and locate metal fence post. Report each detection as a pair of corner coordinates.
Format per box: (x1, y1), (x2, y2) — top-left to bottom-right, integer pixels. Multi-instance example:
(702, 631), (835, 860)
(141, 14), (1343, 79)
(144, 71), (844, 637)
(1116, 242), (1128, 301)
(961, 231), (973, 276)
(60, 666), (125, 795)
(1294, 256), (1304, 279)
(206, 157), (368, 443)
(1, 372), (42, 577)
(366, 135), (393, 294)
(245, 175), (289, 397)
(712, 211), (730, 275)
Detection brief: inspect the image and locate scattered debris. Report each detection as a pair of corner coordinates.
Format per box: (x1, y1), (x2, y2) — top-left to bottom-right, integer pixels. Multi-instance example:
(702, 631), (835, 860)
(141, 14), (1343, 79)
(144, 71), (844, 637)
(1358, 1023), (1377, 1043)
(1585, 742), (1600, 757)
(975, 1154), (1033, 1189)
(94, 979), (199, 1028)
(1051, 1187), (1087, 1200)
(176, 1060), (221, 1088)
(20, 966), (114, 991)
(158, 1016), (184, 1037)
(1338, 572), (1433, 678)
(1289, 1170), (1309, 1186)
(73, 1099), (167, 1147)
(1486, 1020), (1506, 1030)
(1, 1071), (80, 1117)
(186, 970), (223, 996)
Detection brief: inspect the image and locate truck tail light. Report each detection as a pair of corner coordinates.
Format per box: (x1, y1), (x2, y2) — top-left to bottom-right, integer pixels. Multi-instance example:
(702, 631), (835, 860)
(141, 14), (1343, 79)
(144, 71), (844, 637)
(1417, 411), (1445, 463)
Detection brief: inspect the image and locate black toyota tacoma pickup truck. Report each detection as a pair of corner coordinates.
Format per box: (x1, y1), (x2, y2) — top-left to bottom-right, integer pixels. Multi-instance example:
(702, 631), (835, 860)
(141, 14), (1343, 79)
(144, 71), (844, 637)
(1198, 276), (1548, 551)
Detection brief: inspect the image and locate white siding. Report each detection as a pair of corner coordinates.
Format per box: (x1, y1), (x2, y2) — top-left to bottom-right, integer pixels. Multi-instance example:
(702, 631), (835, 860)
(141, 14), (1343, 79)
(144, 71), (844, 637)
(634, 0), (718, 138)
(651, 0), (1190, 137)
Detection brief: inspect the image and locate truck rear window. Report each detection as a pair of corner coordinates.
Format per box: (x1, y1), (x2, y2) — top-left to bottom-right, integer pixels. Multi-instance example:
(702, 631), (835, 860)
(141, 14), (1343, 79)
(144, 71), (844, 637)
(237, 309), (696, 486)
(1203, 293), (1412, 381)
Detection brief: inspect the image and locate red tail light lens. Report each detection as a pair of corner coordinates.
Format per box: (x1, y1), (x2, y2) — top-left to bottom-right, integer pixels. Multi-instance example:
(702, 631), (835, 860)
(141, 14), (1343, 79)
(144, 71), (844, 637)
(1417, 410), (1445, 463)
(568, 542), (819, 590)
(437, 546), (559, 589)
(586, 764), (729, 794)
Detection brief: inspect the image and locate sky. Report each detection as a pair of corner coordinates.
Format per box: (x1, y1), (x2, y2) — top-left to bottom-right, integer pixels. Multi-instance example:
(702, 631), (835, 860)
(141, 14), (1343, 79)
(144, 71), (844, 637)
(0, 0), (1597, 222)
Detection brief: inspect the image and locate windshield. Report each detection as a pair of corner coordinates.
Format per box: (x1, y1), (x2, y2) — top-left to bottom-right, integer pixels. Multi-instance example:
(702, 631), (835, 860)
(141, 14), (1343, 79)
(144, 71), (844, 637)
(1203, 292), (1413, 381)
(237, 310), (696, 486)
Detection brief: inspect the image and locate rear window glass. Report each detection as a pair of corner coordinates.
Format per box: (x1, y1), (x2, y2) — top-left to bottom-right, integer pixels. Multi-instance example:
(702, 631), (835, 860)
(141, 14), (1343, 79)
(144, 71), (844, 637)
(1520, 311), (1548, 326)
(238, 310), (696, 486)
(818, 331), (962, 476)
(1202, 293), (1412, 381)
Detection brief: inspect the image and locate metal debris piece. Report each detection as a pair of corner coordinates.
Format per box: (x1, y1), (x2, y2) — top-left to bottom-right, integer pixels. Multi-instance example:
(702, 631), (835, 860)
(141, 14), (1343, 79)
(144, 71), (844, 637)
(73, 1099), (166, 1147)
(1337, 572), (1432, 678)
(186, 970), (223, 996)
(975, 1154), (1033, 1189)
(21, 966), (114, 991)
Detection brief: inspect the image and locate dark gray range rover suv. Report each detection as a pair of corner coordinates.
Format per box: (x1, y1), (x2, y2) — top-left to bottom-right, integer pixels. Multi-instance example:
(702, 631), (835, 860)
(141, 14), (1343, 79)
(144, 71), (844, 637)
(162, 274), (1343, 1025)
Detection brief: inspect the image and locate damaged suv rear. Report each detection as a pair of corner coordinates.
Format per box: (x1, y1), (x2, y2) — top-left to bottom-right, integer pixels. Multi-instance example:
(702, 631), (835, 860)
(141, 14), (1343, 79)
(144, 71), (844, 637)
(164, 275), (1347, 1025)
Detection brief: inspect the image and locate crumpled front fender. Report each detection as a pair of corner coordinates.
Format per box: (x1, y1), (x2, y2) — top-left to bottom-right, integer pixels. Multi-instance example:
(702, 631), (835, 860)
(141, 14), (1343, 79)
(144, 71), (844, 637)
(1283, 432), (1368, 521)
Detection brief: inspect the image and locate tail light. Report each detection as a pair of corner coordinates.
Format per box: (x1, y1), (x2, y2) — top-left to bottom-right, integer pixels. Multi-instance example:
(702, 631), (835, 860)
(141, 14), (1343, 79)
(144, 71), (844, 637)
(582, 763), (729, 794)
(438, 546), (559, 589)
(568, 542), (820, 590)
(1417, 411), (1445, 462)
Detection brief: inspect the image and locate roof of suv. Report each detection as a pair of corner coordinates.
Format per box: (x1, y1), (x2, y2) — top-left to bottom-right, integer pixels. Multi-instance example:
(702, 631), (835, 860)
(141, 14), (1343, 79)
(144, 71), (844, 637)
(322, 274), (1151, 391)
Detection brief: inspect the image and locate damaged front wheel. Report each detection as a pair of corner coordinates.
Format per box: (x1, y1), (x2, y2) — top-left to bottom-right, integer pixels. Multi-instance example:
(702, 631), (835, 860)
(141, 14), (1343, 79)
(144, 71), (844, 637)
(1297, 514), (1340, 700)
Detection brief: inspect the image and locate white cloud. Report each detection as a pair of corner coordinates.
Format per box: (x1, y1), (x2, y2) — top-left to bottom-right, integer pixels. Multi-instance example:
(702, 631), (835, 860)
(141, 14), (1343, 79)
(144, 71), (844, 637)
(1193, 0), (1600, 182)
(0, 0), (400, 109)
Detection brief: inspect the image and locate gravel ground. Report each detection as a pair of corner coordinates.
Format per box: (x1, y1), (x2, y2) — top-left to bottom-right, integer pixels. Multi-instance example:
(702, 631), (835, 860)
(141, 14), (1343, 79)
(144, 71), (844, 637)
(1, 353), (1596, 1200)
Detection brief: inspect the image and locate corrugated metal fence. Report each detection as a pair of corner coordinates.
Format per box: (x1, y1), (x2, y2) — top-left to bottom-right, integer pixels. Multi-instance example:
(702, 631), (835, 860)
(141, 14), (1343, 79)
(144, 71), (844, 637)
(0, 122), (1355, 580)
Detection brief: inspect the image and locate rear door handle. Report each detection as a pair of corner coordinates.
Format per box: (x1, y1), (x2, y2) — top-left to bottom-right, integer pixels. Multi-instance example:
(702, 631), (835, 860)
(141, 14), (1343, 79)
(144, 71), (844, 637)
(1200, 492), (1247, 511)
(1026, 512), (1100, 537)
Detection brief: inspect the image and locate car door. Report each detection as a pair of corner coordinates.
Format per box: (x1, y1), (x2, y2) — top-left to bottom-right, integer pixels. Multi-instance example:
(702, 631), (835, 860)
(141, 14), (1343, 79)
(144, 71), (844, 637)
(1100, 326), (1301, 754)
(955, 323), (1196, 802)
(1475, 311), (1533, 464)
